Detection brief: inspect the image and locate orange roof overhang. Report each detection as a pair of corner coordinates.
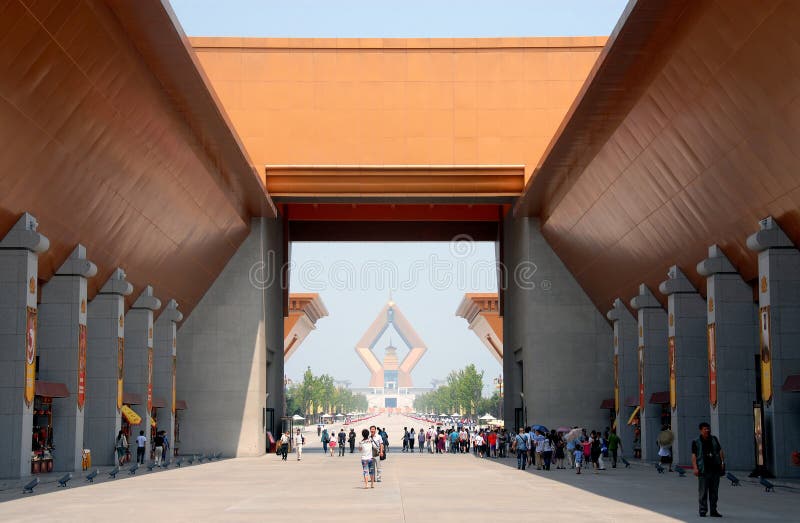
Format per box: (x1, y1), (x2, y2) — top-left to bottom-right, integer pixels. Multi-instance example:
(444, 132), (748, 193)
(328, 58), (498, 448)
(105, 0), (276, 219)
(267, 165), (524, 202)
(514, 0), (696, 218)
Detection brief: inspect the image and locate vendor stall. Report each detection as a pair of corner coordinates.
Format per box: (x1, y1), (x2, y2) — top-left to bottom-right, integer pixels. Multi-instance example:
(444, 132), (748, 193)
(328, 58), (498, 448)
(31, 381), (69, 474)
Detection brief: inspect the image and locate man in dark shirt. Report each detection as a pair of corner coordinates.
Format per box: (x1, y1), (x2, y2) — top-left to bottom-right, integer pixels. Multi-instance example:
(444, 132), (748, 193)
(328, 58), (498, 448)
(691, 422), (725, 518)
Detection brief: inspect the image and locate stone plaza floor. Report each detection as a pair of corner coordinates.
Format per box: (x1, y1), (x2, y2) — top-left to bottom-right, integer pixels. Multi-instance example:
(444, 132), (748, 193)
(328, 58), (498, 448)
(0, 415), (797, 522)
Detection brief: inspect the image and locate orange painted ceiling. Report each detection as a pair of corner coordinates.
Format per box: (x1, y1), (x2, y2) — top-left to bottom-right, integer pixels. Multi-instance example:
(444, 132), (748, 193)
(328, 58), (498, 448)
(516, 0), (800, 312)
(190, 36), (605, 201)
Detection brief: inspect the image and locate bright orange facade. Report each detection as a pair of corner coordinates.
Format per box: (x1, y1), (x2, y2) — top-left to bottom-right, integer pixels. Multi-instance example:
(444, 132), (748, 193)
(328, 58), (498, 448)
(191, 37), (605, 198)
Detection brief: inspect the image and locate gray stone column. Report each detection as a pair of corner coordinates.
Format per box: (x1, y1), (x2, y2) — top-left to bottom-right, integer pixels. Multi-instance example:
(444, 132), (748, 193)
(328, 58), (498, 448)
(697, 244), (757, 471)
(38, 245), (97, 472)
(747, 216), (800, 478)
(606, 298), (638, 456)
(502, 216), (612, 432)
(178, 217), (279, 457)
(124, 286), (161, 461)
(659, 266), (709, 465)
(0, 213), (49, 478)
(84, 269), (132, 466)
(153, 299), (182, 456)
(630, 284), (668, 462)
(264, 217), (285, 438)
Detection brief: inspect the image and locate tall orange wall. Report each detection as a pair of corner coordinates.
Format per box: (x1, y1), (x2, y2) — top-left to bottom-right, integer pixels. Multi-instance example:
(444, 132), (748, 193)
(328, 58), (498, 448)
(190, 37), (605, 183)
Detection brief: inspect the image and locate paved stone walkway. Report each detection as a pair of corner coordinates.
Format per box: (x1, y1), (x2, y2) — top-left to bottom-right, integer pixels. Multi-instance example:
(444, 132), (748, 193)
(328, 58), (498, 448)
(0, 415), (796, 521)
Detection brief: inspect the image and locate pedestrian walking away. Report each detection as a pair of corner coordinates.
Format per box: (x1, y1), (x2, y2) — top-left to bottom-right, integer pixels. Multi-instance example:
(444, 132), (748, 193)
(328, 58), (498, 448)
(513, 427), (528, 470)
(153, 431), (164, 466)
(279, 431), (290, 460)
(321, 428), (330, 454)
(692, 422), (725, 518)
(115, 430), (127, 466)
(160, 431), (170, 462)
(294, 428), (304, 461)
(338, 428), (346, 456)
(348, 428), (356, 454)
(135, 430), (146, 464)
(608, 428), (621, 468)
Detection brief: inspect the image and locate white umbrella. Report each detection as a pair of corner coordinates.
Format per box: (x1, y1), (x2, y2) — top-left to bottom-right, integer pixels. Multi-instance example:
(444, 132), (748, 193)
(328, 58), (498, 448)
(321, 414), (332, 418)
(291, 414), (305, 421)
(565, 428), (583, 442)
(479, 413), (495, 420)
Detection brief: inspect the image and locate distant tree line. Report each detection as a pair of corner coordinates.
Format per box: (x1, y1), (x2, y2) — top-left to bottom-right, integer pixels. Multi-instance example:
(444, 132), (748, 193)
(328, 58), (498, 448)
(413, 364), (501, 417)
(286, 367), (368, 416)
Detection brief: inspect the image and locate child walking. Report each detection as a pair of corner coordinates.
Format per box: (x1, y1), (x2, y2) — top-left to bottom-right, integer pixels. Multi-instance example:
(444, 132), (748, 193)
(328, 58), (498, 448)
(574, 446), (584, 474)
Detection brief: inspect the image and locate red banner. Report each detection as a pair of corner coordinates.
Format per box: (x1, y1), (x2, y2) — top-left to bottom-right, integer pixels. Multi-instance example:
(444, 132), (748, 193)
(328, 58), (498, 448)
(117, 338), (124, 411)
(613, 354), (619, 414)
(25, 307), (37, 408)
(668, 337), (676, 411)
(172, 355), (177, 416)
(78, 324), (87, 410)
(759, 306), (772, 404)
(707, 324), (717, 408)
(638, 345), (645, 410)
(147, 347), (153, 413)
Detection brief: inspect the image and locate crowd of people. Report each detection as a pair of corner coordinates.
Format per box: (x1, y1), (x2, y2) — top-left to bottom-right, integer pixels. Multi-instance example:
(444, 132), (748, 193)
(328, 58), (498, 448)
(277, 417), (726, 516)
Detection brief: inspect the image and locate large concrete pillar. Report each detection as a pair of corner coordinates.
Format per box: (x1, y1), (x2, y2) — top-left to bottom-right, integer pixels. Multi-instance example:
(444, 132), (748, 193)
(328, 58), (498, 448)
(265, 217), (285, 438)
(697, 244), (757, 471)
(38, 245), (97, 472)
(178, 217), (284, 457)
(502, 216), (612, 432)
(747, 216), (800, 478)
(630, 284), (668, 462)
(84, 269), (132, 466)
(606, 298), (638, 455)
(124, 286), (161, 460)
(153, 299), (182, 455)
(0, 213), (49, 478)
(659, 266), (709, 465)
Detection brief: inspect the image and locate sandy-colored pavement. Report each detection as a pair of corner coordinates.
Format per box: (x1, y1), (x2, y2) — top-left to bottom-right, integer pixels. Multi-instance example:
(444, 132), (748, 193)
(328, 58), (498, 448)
(0, 414), (796, 522)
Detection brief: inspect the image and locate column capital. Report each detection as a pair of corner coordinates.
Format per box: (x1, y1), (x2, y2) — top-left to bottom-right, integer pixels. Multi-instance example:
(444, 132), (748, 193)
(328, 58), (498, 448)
(131, 285), (161, 311)
(55, 244), (97, 278)
(98, 268), (133, 296)
(746, 216), (794, 252)
(630, 284), (662, 310)
(159, 299), (183, 323)
(0, 212), (49, 253)
(606, 297), (633, 321)
(696, 244), (737, 276)
(658, 266), (698, 295)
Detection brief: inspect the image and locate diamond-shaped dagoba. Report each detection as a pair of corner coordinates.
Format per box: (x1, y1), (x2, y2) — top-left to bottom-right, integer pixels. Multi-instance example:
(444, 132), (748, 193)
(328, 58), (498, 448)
(355, 301), (427, 388)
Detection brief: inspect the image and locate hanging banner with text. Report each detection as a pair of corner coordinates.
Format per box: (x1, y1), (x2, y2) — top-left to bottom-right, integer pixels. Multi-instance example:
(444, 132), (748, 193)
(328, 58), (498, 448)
(25, 307), (38, 408)
(172, 355), (177, 416)
(78, 324), (87, 410)
(759, 306), (772, 404)
(707, 324), (717, 408)
(638, 345), (645, 410)
(147, 347), (153, 413)
(668, 337), (676, 411)
(117, 337), (124, 411)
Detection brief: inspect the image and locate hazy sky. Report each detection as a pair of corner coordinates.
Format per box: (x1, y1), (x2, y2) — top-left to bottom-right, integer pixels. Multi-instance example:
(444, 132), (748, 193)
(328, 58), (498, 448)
(168, 0), (628, 394)
(286, 242), (501, 393)
(169, 0), (628, 38)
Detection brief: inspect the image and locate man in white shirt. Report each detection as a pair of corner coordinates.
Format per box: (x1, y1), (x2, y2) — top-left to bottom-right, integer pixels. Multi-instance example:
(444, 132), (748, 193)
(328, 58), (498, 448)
(135, 430), (147, 464)
(370, 425), (384, 482)
(293, 428), (304, 461)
